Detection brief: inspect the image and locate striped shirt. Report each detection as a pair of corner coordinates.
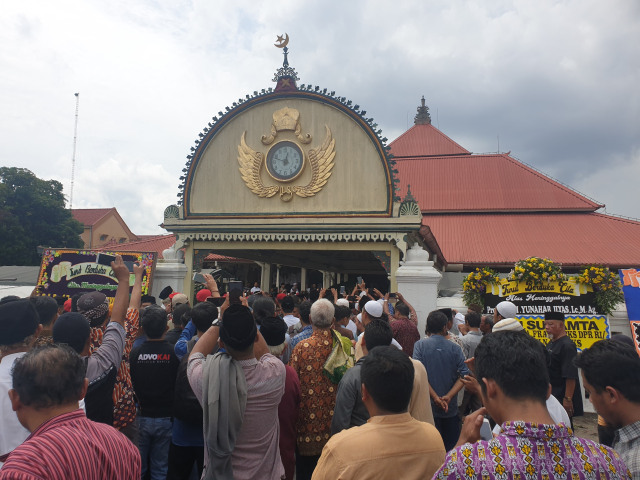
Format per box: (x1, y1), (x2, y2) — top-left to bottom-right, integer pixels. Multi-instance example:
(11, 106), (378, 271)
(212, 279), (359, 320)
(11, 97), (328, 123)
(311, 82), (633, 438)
(0, 409), (141, 479)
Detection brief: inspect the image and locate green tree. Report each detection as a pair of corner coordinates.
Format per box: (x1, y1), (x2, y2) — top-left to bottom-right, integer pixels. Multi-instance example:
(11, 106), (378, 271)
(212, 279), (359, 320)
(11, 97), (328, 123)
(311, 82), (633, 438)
(0, 167), (84, 265)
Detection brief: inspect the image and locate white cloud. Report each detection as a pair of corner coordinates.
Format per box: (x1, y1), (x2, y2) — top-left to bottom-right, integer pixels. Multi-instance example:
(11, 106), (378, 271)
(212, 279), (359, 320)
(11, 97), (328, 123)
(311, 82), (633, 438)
(573, 148), (640, 219)
(1, 0), (638, 233)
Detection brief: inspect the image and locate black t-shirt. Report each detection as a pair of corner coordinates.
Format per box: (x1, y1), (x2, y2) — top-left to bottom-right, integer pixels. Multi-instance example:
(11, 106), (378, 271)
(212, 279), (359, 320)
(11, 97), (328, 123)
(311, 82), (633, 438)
(129, 340), (180, 418)
(547, 335), (583, 416)
(164, 327), (182, 346)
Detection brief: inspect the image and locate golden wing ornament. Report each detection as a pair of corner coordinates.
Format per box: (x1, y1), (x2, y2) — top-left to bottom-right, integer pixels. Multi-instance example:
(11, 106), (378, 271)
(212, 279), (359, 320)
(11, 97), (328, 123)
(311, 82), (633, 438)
(293, 125), (335, 198)
(237, 132), (279, 198)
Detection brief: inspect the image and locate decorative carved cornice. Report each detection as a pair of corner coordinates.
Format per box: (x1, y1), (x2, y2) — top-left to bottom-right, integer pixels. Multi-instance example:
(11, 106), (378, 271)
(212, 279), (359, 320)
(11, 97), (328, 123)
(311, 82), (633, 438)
(176, 231), (407, 244)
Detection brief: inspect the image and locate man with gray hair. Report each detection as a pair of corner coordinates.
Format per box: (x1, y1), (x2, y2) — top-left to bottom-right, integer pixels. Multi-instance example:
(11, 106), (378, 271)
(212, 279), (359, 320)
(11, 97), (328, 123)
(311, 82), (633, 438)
(0, 344), (140, 478)
(289, 299), (353, 480)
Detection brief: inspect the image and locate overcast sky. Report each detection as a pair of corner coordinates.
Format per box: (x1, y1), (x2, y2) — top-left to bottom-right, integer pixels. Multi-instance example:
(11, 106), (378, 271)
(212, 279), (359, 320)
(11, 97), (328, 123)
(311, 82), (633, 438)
(1, 0), (638, 234)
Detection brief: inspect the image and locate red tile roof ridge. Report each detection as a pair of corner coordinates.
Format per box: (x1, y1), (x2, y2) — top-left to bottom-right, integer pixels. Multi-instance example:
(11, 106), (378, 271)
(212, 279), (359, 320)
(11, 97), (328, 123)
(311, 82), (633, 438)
(204, 253), (252, 263)
(420, 207), (598, 214)
(591, 211), (640, 226)
(98, 234), (174, 248)
(94, 234), (176, 259)
(125, 234), (173, 241)
(397, 153), (602, 211)
(390, 124), (470, 157)
(500, 154), (603, 210)
(421, 211), (640, 267)
(70, 208), (115, 225)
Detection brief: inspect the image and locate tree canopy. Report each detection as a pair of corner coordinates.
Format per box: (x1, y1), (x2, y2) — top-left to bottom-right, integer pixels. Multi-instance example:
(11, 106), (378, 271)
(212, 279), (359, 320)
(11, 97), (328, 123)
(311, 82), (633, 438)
(0, 167), (84, 266)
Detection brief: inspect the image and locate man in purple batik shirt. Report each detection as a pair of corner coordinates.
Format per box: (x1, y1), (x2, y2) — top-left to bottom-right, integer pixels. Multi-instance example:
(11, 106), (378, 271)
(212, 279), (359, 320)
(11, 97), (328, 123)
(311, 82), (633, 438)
(433, 331), (630, 480)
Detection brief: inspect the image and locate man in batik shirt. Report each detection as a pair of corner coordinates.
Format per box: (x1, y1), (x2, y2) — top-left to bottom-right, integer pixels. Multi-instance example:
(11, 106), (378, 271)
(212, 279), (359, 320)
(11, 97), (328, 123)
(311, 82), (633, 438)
(289, 299), (347, 480)
(433, 331), (630, 480)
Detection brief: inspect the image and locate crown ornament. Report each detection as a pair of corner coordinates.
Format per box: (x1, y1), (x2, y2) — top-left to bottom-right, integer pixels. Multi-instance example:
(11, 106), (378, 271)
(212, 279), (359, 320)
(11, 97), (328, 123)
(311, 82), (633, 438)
(261, 107), (312, 145)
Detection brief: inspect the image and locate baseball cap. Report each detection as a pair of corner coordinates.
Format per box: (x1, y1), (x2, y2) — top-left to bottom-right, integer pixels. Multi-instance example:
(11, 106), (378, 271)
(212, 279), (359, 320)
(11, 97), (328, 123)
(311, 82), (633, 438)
(172, 293), (189, 308)
(196, 289), (211, 303)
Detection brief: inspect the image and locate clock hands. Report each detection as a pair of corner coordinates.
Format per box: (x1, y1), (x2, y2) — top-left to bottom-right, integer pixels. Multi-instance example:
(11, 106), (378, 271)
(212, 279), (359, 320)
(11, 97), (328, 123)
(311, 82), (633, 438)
(267, 143), (303, 180)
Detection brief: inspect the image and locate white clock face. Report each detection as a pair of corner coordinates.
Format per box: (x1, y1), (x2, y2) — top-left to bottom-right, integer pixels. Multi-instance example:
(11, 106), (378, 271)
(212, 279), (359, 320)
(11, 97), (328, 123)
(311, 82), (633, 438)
(266, 141), (304, 181)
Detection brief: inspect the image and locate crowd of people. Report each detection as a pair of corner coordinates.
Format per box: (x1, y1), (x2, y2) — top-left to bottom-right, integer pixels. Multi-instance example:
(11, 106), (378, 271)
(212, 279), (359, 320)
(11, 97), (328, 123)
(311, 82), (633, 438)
(0, 256), (638, 479)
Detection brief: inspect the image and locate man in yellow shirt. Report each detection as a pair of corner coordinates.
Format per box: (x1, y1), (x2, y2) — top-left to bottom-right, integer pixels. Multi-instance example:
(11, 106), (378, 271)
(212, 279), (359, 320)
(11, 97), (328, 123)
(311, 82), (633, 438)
(312, 346), (445, 480)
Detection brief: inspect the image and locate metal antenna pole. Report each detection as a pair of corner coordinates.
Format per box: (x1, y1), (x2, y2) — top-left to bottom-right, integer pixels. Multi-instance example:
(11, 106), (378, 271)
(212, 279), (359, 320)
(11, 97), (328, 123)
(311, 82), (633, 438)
(70, 92), (80, 209)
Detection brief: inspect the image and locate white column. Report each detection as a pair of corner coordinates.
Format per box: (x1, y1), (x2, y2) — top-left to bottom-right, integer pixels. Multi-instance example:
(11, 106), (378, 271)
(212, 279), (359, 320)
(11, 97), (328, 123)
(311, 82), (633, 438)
(151, 246), (188, 302)
(301, 267), (307, 291)
(321, 270), (331, 288)
(395, 243), (442, 337)
(276, 265), (281, 289)
(260, 262), (271, 292)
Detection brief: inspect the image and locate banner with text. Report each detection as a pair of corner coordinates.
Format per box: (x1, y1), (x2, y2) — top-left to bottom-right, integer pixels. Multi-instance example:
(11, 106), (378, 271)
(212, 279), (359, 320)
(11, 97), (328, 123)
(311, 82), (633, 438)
(619, 268), (640, 356)
(483, 278), (607, 351)
(506, 315), (609, 350)
(37, 248), (156, 301)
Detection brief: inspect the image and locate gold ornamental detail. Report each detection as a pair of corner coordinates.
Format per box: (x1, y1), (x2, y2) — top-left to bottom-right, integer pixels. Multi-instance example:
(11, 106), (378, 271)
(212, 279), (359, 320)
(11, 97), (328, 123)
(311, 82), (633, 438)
(237, 113), (335, 202)
(262, 107), (312, 145)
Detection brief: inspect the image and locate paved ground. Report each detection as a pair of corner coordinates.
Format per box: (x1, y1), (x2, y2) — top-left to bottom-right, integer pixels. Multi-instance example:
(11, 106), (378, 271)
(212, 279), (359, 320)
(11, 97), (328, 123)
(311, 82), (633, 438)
(573, 412), (599, 442)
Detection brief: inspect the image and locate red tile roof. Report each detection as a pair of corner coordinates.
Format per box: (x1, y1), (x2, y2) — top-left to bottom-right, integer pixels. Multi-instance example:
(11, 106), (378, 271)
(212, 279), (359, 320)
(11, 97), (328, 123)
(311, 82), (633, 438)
(97, 234), (176, 259)
(204, 253), (253, 263)
(423, 212), (640, 268)
(396, 154), (602, 213)
(96, 238), (252, 262)
(71, 208), (115, 226)
(390, 124), (470, 157)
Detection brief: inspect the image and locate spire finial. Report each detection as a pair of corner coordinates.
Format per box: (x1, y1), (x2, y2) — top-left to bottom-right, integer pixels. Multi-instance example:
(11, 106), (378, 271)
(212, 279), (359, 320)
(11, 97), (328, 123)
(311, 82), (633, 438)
(405, 184), (416, 202)
(273, 33), (299, 91)
(414, 96), (431, 125)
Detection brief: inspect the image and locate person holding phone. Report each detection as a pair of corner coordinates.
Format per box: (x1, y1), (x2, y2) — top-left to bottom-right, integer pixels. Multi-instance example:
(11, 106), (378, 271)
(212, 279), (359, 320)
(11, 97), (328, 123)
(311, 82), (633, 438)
(187, 302), (286, 480)
(384, 292), (420, 357)
(174, 274), (221, 361)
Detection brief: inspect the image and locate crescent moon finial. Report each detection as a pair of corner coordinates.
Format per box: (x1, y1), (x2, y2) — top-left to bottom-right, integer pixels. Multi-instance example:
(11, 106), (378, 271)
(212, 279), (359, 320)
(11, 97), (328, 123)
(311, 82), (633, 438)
(274, 33), (290, 48)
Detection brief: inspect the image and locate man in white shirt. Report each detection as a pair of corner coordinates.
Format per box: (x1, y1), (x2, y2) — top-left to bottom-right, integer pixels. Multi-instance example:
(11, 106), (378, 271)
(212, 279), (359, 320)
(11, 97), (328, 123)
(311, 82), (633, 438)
(281, 295), (300, 329)
(0, 298), (43, 466)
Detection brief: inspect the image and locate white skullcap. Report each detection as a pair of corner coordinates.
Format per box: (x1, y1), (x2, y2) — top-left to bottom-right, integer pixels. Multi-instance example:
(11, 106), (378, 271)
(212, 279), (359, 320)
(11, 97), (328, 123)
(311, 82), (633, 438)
(495, 301), (517, 319)
(364, 300), (383, 318)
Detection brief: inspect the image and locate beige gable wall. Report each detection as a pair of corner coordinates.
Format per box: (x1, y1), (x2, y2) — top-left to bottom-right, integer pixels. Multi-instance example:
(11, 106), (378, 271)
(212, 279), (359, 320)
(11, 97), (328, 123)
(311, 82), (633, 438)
(187, 97), (390, 216)
(80, 227), (92, 249)
(84, 214), (136, 248)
